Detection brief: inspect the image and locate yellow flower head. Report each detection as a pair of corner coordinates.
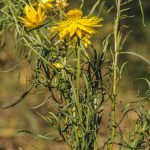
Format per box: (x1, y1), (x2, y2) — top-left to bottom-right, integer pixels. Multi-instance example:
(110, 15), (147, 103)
(39, 0), (53, 10)
(20, 4), (46, 29)
(55, 0), (68, 9)
(50, 9), (103, 47)
(52, 63), (64, 69)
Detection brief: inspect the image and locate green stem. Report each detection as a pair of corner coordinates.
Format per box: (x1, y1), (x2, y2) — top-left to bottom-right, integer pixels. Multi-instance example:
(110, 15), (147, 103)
(76, 45), (81, 107)
(110, 0), (121, 149)
(76, 44), (83, 126)
(76, 42), (85, 149)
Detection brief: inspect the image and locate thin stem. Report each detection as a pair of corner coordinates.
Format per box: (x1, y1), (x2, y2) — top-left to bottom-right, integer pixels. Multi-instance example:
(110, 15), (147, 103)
(76, 46), (81, 107)
(76, 43), (83, 126)
(110, 0), (121, 149)
(76, 44), (83, 142)
(94, 96), (98, 150)
(72, 42), (84, 148)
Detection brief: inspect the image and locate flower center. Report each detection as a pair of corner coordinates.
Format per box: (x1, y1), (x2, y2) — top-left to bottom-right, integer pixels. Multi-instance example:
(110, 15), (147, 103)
(67, 9), (83, 20)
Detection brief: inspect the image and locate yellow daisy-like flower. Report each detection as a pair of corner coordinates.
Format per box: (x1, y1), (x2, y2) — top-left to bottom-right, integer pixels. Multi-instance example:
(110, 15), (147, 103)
(55, 0), (68, 9)
(20, 4), (46, 29)
(51, 9), (103, 47)
(39, 0), (53, 10)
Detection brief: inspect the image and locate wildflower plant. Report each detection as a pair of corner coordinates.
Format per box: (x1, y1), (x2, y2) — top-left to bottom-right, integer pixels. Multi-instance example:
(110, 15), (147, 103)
(0, 0), (150, 150)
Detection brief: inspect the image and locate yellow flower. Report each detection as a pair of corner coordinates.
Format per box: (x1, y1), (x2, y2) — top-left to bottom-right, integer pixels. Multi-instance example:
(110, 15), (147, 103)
(50, 9), (103, 47)
(55, 0), (68, 9)
(52, 63), (64, 69)
(39, 0), (53, 10)
(20, 4), (46, 29)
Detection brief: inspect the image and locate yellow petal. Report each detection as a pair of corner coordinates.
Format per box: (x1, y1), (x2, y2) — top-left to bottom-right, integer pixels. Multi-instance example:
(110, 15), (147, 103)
(76, 29), (82, 39)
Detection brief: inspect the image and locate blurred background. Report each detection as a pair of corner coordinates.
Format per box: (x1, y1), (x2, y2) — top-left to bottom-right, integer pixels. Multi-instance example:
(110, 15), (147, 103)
(0, 0), (150, 149)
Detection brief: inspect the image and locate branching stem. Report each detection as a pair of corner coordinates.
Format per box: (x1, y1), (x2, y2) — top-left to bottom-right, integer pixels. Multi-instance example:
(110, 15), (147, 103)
(110, 0), (121, 149)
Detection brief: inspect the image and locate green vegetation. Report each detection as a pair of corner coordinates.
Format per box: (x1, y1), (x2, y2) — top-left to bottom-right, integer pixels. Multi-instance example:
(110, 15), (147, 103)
(0, 0), (149, 149)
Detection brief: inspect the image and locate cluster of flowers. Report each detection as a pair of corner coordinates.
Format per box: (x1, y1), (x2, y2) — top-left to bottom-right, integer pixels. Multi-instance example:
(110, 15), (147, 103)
(20, 0), (103, 48)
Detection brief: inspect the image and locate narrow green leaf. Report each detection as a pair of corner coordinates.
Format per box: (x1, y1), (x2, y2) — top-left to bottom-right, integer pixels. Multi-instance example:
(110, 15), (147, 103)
(119, 52), (150, 65)
(89, 0), (101, 16)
